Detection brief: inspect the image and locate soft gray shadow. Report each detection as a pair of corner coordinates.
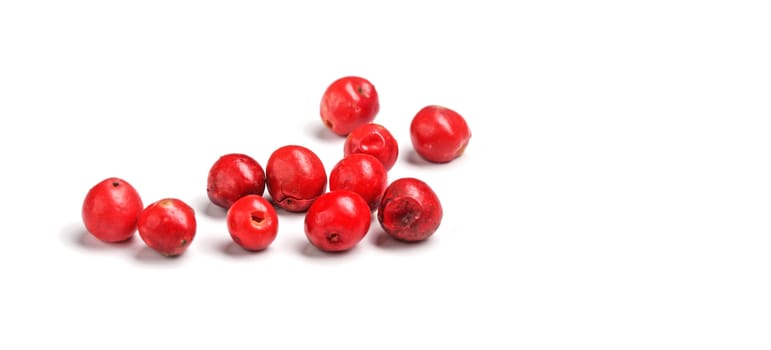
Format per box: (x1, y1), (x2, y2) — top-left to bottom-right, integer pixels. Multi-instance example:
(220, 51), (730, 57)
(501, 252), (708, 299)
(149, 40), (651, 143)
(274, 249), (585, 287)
(62, 223), (135, 251)
(197, 196), (227, 220)
(296, 239), (355, 259)
(404, 149), (435, 166)
(307, 121), (343, 143)
(370, 229), (432, 250)
(219, 240), (270, 257)
(134, 246), (186, 265)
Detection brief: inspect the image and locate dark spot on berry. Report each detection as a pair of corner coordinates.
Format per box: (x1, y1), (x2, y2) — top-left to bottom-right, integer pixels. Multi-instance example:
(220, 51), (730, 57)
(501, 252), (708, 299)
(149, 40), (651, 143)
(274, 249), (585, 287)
(327, 232), (340, 243)
(112, 181), (120, 187)
(356, 85), (370, 98)
(180, 239), (188, 247)
(250, 212), (264, 224)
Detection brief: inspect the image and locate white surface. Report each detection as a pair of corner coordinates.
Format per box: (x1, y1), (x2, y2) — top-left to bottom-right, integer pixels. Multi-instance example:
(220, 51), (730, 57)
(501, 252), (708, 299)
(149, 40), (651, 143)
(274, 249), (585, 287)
(1, 1), (770, 349)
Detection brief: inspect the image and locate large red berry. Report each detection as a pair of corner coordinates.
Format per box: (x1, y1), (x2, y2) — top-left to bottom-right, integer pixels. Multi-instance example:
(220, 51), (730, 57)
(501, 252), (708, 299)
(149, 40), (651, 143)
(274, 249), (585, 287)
(304, 191), (371, 252)
(266, 145), (327, 212)
(207, 153), (266, 209)
(410, 105), (471, 163)
(137, 198), (197, 257)
(226, 195), (278, 251)
(329, 153), (387, 211)
(378, 178), (442, 242)
(344, 123), (399, 171)
(320, 76), (380, 136)
(81, 177), (144, 243)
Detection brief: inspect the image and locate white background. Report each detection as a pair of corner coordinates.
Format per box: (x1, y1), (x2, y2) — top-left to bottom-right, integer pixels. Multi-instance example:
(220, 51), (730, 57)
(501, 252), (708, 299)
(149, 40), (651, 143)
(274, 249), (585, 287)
(1, 0), (770, 349)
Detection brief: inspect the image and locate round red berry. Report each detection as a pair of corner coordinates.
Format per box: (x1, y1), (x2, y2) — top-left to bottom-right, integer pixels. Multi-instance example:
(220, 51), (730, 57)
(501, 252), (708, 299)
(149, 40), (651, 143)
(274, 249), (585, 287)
(81, 177), (144, 243)
(344, 123), (399, 171)
(377, 178), (443, 242)
(304, 191), (371, 252)
(266, 145), (327, 212)
(226, 195), (278, 251)
(320, 76), (380, 136)
(410, 105), (471, 163)
(137, 198), (197, 257)
(207, 153), (266, 209)
(329, 153), (387, 211)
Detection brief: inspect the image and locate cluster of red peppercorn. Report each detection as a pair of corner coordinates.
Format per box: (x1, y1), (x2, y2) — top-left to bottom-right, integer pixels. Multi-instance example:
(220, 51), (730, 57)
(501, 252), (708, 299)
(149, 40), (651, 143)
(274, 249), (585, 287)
(80, 76), (471, 256)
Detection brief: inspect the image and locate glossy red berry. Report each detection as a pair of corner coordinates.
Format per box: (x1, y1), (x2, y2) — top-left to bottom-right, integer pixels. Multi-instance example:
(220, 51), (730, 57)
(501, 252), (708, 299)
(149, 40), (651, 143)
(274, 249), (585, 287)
(329, 153), (387, 211)
(304, 191), (371, 252)
(378, 178), (443, 242)
(137, 198), (197, 257)
(344, 123), (399, 171)
(410, 105), (471, 163)
(207, 153), (266, 209)
(81, 177), (144, 243)
(266, 145), (327, 212)
(226, 195), (278, 251)
(320, 76), (380, 136)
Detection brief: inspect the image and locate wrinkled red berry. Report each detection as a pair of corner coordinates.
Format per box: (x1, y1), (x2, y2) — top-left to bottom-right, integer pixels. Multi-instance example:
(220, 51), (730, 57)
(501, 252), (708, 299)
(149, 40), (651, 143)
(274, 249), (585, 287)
(137, 198), (197, 257)
(304, 191), (371, 252)
(320, 76), (380, 136)
(410, 105), (471, 163)
(226, 194), (278, 251)
(329, 153), (387, 211)
(378, 178), (442, 242)
(266, 145), (327, 212)
(344, 123), (399, 171)
(207, 153), (266, 209)
(81, 177), (144, 243)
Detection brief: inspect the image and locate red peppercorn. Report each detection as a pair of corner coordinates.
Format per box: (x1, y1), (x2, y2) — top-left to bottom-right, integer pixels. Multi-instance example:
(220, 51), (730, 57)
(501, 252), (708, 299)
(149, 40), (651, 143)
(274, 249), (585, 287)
(304, 191), (371, 252)
(320, 76), (380, 136)
(266, 145), (327, 212)
(81, 177), (144, 243)
(207, 153), (266, 209)
(344, 123), (399, 171)
(378, 178), (443, 242)
(329, 153), (388, 211)
(410, 105), (471, 163)
(226, 194), (278, 251)
(137, 198), (197, 257)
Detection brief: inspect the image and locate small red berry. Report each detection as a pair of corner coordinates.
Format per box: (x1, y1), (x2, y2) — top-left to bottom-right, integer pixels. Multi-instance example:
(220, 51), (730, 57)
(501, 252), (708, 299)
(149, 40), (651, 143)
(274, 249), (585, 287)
(344, 123), (399, 171)
(304, 191), (371, 252)
(207, 153), (266, 209)
(378, 178), (443, 242)
(410, 105), (471, 163)
(320, 76), (380, 136)
(329, 153), (387, 211)
(81, 177), (144, 243)
(137, 198), (197, 257)
(266, 145), (327, 212)
(226, 195), (278, 251)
